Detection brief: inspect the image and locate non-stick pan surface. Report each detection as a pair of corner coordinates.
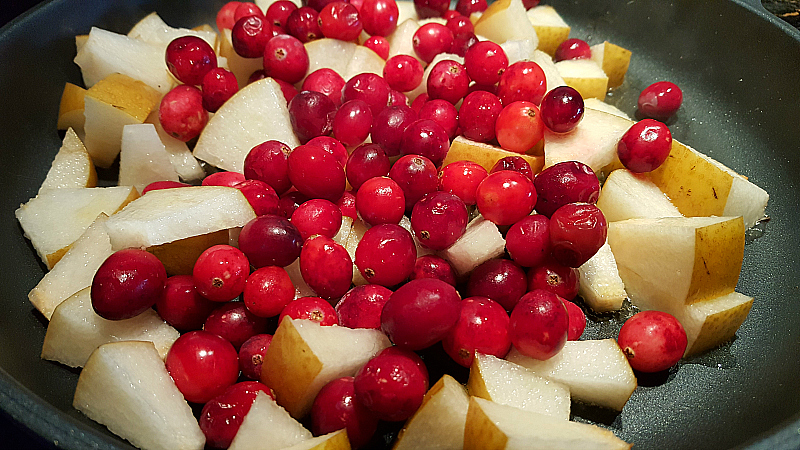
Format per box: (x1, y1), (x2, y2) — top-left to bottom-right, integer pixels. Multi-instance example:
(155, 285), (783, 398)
(1, 0), (799, 448)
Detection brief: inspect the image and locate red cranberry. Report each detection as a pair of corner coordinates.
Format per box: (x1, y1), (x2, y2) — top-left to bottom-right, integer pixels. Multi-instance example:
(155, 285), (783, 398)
(414, 0), (450, 19)
(496, 61), (547, 106)
(299, 234), (353, 301)
(341, 73), (391, 117)
(411, 191), (469, 250)
(554, 38), (592, 62)
(346, 143), (392, 191)
(355, 223), (417, 286)
(232, 15), (275, 58)
(234, 179), (280, 216)
(311, 377), (379, 449)
(234, 2), (265, 21)
(563, 299), (586, 341)
(336, 190), (358, 220)
(286, 6), (322, 42)
(505, 214), (550, 268)
(165, 35), (217, 86)
(263, 34), (309, 84)
(467, 258), (527, 311)
(335, 284), (393, 329)
(449, 32), (478, 58)
(383, 54), (424, 93)
(490, 156), (534, 181)
(438, 160), (488, 206)
(303, 68), (347, 107)
(443, 296), (511, 367)
(410, 254), (457, 286)
(527, 259), (579, 301)
(539, 86), (584, 133)
(202, 171), (245, 187)
(508, 289), (569, 360)
(159, 85), (208, 142)
(617, 119), (673, 173)
(238, 334), (273, 380)
(495, 101), (545, 153)
(364, 36), (390, 60)
(380, 278), (461, 350)
(238, 215), (303, 268)
(549, 202), (607, 268)
(638, 81), (683, 120)
(306, 135), (349, 167)
(141, 181), (191, 194)
(458, 90), (503, 143)
(412, 23), (454, 63)
(201, 67), (238, 112)
(371, 105), (418, 156)
(278, 190), (310, 218)
(400, 119), (450, 165)
(91, 249), (166, 320)
(318, 2), (363, 41)
(273, 77), (299, 103)
(456, 0), (488, 16)
(266, 0), (298, 28)
(243, 266), (295, 318)
(464, 40), (508, 86)
(355, 176), (406, 225)
(418, 99), (458, 138)
(427, 59), (470, 105)
(533, 160), (600, 218)
(332, 99), (373, 147)
(157, 275), (217, 331)
(354, 348), (429, 421)
(199, 381), (272, 449)
(243, 140), (292, 195)
(360, 0), (399, 36)
(204, 301), (269, 349)
(618, 310), (688, 372)
(280, 296), (339, 326)
(165, 330), (239, 404)
(475, 170), (537, 226)
(217, 1), (242, 30)
(291, 198), (343, 240)
(287, 143), (346, 201)
(388, 154), (439, 210)
(445, 14), (474, 36)
(193, 245), (250, 302)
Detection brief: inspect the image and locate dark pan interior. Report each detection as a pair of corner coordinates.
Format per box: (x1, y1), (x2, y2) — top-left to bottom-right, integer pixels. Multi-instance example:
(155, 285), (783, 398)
(1, 0), (799, 449)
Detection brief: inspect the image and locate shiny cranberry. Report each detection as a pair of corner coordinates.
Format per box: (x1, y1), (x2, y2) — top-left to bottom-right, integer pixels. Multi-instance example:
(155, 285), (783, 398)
(496, 61), (547, 106)
(414, 0), (450, 19)
(371, 105), (418, 156)
(364, 36), (390, 60)
(335, 284), (393, 329)
(234, 2), (265, 21)
(266, 0), (298, 28)
(354, 348), (429, 421)
(193, 245), (250, 302)
(554, 38), (592, 62)
(141, 180), (191, 194)
(638, 81), (683, 120)
(418, 99), (458, 138)
(549, 202), (607, 268)
(475, 170), (537, 226)
(458, 90), (503, 143)
(534, 161), (600, 218)
(410, 254), (457, 286)
(165, 35), (217, 86)
(495, 101), (545, 153)
(388, 154), (439, 210)
(427, 59), (470, 105)
(508, 289), (569, 360)
(346, 143), (391, 191)
(411, 191), (469, 250)
(400, 119), (450, 165)
(278, 190), (310, 218)
(280, 296), (339, 326)
(490, 156), (534, 180)
(355, 223), (416, 286)
(617, 119), (673, 173)
(332, 99), (373, 147)
(383, 55), (424, 93)
(618, 310), (688, 372)
(243, 266), (295, 318)
(527, 259), (579, 301)
(91, 249), (167, 320)
(563, 299), (586, 341)
(438, 160), (488, 206)
(217, 1), (242, 30)
(286, 6), (322, 42)
(540, 86), (584, 133)
(165, 330), (239, 404)
(234, 179), (280, 216)
(336, 190), (358, 220)
(445, 14), (474, 36)
(467, 258), (527, 311)
(204, 301), (269, 349)
(201, 67), (238, 112)
(238, 334), (273, 380)
(311, 377), (380, 449)
(263, 34), (310, 84)
(287, 143), (346, 201)
(505, 214), (550, 268)
(360, 0), (399, 36)
(243, 140), (292, 195)
(443, 296), (511, 367)
(341, 72), (391, 117)
(199, 381), (272, 449)
(300, 234), (353, 301)
(157, 275), (217, 331)
(355, 176), (405, 225)
(303, 68), (347, 107)
(238, 215), (303, 268)
(318, 2), (362, 41)
(381, 278), (461, 350)
(464, 40), (508, 86)
(232, 15), (275, 58)
(159, 85), (208, 142)
(449, 32), (478, 57)
(412, 23), (454, 63)
(456, 0), (487, 16)
(307, 135), (349, 167)
(291, 198), (343, 240)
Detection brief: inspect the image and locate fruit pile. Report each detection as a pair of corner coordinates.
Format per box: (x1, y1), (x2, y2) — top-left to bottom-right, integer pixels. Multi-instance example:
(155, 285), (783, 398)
(16, 0), (771, 449)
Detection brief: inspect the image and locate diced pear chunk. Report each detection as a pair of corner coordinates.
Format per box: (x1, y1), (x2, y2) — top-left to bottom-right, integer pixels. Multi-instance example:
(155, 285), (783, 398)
(597, 168), (683, 222)
(442, 135), (544, 175)
(590, 41), (632, 89)
(73, 341), (205, 450)
(42, 287), (179, 367)
(388, 19), (421, 62)
(38, 128), (96, 193)
(393, 375), (470, 450)
(527, 5), (570, 56)
(439, 215), (506, 277)
(680, 291), (754, 357)
(119, 123), (181, 192)
(128, 12), (217, 48)
(555, 59), (609, 100)
(474, 0), (539, 46)
(577, 242), (627, 313)
(144, 110), (205, 183)
(57, 83), (87, 132)
(228, 391), (313, 450)
(543, 108), (633, 173)
(507, 339), (637, 411)
(280, 430), (350, 450)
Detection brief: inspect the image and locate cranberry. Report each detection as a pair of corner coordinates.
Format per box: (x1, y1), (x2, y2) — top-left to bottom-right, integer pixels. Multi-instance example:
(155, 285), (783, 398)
(165, 330), (239, 404)
(201, 67), (238, 112)
(232, 15), (275, 58)
(291, 198), (343, 240)
(522, 0), (541, 8)
(445, 14), (474, 37)
(476, 170), (537, 226)
(495, 101), (545, 153)
(263, 34), (309, 84)
(563, 299), (586, 341)
(617, 119), (673, 173)
(303, 68), (347, 107)
(418, 99), (458, 138)
(496, 61), (547, 106)
(346, 143), (391, 190)
(442, 10), (461, 20)
(449, 32), (478, 58)
(413, 0), (450, 19)
(400, 119), (450, 165)
(336, 190), (358, 220)
(554, 38), (592, 62)
(411, 191), (469, 250)
(266, 0), (298, 28)
(234, 2), (265, 21)
(355, 176), (405, 225)
(141, 181), (191, 194)
(318, 2), (363, 41)
(192, 245), (250, 302)
(243, 266), (295, 318)
(204, 301), (269, 349)
(371, 105), (418, 157)
(458, 90), (503, 143)
(311, 377), (379, 449)
(360, 0), (399, 36)
(217, 1), (242, 30)
(300, 234), (353, 301)
(427, 59), (470, 105)
(540, 86), (584, 133)
(464, 41), (508, 86)
(307, 135), (349, 167)
(410, 254), (457, 286)
(438, 160), (488, 206)
(157, 274), (217, 331)
(159, 85), (208, 142)
(383, 55), (424, 93)
(238, 215), (303, 268)
(410, 92), (429, 113)
(243, 140), (292, 195)
(91, 249), (166, 320)
(234, 179), (280, 216)
(332, 99), (373, 147)
(505, 214), (550, 268)
(508, 289), (569, 360)
(549, 202), (607, 268)
(278, 190), (310, 218)
(388, 154), (439, 210)
(638, 81), (683, 120)
(364, 36), (390, 60)
(199, 381), (272, 449)
(354, 348), (429, 421)
(412, 23), (454, 63)
(380, 278), (461, 350)
(203, 171), (246, 187)
(618, 310), (688, 372)
(307, 0), (341, 12)
(490, 156), (534, 180)
(273, 77), (299, 103)
(355, 223), (416, 286)
(467, 258), (527, 311)
(280, 296), (339, 326)
(238, 334), (273, 380)
(533, 161), (600, 218)
(456, 0), (488, 16)
(341, 73), (391, 117)
(165, 36), (217, 86)
(335, 284), (393, 329)
(527, 259), (579, 301)
(286, 6), (322, 42)
(287, 143), (346, 201)
(443, 296), (511, 367)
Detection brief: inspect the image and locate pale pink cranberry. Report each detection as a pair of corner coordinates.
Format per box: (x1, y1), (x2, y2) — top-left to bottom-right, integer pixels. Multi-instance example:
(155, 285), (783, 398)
(159, 85), (208, 142)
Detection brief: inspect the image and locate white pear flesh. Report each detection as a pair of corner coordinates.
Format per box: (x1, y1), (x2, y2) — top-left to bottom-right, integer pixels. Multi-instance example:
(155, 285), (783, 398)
(344, 216), (370, 286)
(193, 78), (299, 173)
(38, 128), (96, 194)
(42, 287), (179, 367)
(555, 59), (609, 100)
(584, 98), (631, 120)
(103, 186), (256, 250)
(464, 397), (631, 450)
(474, 0), (539, 46)
(119, 123), (181, 192)
(260, 317), (391, 418)
(393, 374), (470, 450)
(144, 110), (206, 182)
(280, 429), (350, 450)
(607, 216), (744, 309)
(304, 38), (358, 81)
(127, 12), (217, 48)
(15, 186), (139, 269)
(544, 108), (633, 173)
(442, 135), (544, 175)
(343, 45), (386, 81)
(531, 50), (567, 96)
(387, 19), (421, 63)
(439, 215), (506, 277)
(28, 214), (112, 320)
(526, 5), (570, 56)
(73, 341), (205, 450)
(500, 39), (536, 65)
(506, 339), (637, 411)
(597, 168), (683, 222)
(467, 353), (571, 419)
(74, 27), (176, 94)
(680, 291), (754, 356)
(577, 241), (627, 313)
(590, 41), (631, 89)
(228, 391), (312, 450)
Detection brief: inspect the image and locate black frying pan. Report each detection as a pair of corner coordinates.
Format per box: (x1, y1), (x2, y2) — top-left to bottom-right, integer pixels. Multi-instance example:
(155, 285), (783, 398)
(1, 0), (799, 448)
